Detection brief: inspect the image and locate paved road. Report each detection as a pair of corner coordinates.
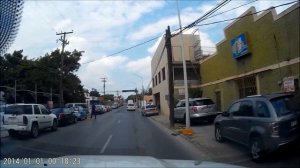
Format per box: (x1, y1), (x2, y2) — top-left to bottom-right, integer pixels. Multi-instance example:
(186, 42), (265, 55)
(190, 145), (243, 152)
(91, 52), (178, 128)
(0, 107), (207, 161)
(2, 106), (298, 168)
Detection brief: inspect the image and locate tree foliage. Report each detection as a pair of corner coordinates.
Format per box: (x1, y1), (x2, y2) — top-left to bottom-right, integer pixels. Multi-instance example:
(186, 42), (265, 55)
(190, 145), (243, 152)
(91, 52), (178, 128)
(0, 49), (85, 104)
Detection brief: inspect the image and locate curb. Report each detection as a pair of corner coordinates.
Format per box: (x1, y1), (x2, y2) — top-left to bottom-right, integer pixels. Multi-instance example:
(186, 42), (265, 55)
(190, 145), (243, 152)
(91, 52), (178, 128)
(148, 116), (212, 161)
(149, 117), (257, 164)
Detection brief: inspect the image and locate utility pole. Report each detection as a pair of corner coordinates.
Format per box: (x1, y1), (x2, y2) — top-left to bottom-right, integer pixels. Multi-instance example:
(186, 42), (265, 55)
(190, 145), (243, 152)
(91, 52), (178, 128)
(176, 0), (190, 128)
(165, 26), (175, 128)
(101, 77), (107, 96)
(56, 30), (73, 108)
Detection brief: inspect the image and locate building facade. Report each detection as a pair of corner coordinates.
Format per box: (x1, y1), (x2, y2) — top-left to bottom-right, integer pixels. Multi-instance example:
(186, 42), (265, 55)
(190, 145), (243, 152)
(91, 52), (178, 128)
(199, 3), (300, 111)
(151, 33), (201, 117)
(0, 0), (24, 56)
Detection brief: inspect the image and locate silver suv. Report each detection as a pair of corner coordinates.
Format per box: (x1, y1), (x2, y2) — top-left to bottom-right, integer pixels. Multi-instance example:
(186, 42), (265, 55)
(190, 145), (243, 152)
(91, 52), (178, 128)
(174, 98), (219, 123)
(214, 93), (299, 161)
(3, 104), (58, 138)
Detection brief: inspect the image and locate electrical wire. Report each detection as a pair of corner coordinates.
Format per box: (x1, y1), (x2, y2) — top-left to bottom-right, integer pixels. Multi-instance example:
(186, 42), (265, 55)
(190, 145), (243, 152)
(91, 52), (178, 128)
(81, 35), (162, 65)
(195, 1), (298, 27)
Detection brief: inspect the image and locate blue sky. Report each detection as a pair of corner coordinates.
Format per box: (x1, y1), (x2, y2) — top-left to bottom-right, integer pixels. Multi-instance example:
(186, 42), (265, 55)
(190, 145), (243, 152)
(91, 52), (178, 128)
(8, 0), (296, 98)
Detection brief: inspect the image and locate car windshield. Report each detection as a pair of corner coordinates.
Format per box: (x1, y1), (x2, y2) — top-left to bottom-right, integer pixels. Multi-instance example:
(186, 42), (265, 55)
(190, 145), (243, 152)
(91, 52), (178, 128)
(4, 105), (32, 115)
(271, 96), (300, 117)
(146, 105), (156, 109)
(0, 0), (299, 167)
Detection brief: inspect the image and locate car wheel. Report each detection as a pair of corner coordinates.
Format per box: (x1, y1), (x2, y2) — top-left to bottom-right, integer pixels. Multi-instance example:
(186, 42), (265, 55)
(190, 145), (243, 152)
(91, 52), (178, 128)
(51, 120), (57, 131)
(250, 137), (265, 162)
(215, 125), (224, 142)
(8, 130), (18, 137)
(31, 123), (39, 138)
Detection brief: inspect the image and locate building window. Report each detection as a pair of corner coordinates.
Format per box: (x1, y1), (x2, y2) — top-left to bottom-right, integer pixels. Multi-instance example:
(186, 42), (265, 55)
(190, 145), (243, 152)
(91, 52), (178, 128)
(162, 67), (166, 81)
(152, 78), (155, 87)
(158, 72), (161, 83)
(155, 75), (158, 86)
(236, 76), (257, 98)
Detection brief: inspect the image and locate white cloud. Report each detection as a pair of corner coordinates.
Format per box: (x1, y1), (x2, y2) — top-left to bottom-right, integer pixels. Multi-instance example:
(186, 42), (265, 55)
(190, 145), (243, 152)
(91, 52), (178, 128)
(78, 55), (128, 90)
(65, 35), (88, 52)
(126, 56), (152, 82)
(128, 3), (212, 42)
(147, 36), (163, 54)
(54, 19), (72, 32)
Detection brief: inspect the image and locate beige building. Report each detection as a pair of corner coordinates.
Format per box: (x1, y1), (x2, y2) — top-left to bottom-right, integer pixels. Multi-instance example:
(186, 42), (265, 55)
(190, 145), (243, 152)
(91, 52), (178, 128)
(151, 33), (202, 117)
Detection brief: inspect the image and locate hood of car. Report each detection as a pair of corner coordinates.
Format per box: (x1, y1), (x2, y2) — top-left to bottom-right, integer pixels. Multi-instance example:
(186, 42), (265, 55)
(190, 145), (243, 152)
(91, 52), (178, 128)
(0, 155), (245, 168)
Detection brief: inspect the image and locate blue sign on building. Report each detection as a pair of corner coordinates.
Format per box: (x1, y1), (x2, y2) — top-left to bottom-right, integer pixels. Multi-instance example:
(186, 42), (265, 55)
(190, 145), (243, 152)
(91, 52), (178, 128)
(230, 33), (250, 59)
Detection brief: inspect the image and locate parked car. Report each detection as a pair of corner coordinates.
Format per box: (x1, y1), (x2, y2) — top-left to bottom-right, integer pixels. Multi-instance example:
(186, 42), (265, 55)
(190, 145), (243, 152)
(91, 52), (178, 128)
(111, 103), (118, 109)
(105, 105), (112, 112)
(95, 105), (105, 114)
(50, 108), (77, 126)
(214, 93), (299, 161)
(70, 106), (87, 120)
(141, 104), (159, 117)
(2, 104), (57, 138)
(127, 104), (136, 111)
(174, 98), (219, 123)
(65, 103), (89, 116)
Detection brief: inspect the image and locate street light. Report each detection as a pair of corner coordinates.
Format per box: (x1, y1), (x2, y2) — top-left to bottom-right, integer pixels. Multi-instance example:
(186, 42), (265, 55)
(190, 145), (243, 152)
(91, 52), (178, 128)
(176, 0), (190, 128)
(132, 73), (144, 108)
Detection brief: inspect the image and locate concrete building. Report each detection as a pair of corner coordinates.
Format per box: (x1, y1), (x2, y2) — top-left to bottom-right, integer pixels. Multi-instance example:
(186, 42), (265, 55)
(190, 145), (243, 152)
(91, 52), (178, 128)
(199, 3), (300, 111)
(151, 33), (202, 117)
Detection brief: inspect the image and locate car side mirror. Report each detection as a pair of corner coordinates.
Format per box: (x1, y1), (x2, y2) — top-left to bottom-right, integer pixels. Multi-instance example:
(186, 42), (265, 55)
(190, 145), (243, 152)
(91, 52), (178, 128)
(222, 111), (230, 117)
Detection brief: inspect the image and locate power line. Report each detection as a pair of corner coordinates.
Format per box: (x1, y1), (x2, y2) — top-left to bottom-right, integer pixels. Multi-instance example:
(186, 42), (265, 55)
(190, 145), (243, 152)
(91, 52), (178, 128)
(195, 1), (298, 27)
(204, 0), (257, 20)
(81, 36), (161, 65)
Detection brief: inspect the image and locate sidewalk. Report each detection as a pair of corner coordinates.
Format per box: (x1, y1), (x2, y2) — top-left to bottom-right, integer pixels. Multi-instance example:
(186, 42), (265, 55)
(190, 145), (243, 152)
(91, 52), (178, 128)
(149, 114), (250, 163)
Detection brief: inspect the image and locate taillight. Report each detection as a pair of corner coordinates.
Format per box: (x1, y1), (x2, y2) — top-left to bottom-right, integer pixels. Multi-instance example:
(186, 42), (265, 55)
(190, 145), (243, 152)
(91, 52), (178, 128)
(192, 106), (197, 113)
(23, 116), (28, 125)
(270, 122), (279, 137)
(59, 114), (64, 119)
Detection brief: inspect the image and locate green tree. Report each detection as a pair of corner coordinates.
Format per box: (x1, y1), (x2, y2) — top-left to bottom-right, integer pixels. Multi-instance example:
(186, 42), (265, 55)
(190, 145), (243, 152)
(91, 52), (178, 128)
(0, 49), (85, 104)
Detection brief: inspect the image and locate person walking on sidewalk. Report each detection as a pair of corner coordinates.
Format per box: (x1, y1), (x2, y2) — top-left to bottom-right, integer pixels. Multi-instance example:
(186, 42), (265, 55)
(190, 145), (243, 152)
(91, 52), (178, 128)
(91, 103), (97, 119)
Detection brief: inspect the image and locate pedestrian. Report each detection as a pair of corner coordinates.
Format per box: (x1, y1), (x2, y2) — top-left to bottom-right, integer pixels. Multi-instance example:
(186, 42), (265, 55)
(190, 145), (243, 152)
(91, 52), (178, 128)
(91, 103), (96, 119)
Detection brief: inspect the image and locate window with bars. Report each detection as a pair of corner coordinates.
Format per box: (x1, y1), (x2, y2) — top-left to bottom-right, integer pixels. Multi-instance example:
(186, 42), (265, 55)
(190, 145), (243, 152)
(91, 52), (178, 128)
(236, 76), (257, 98)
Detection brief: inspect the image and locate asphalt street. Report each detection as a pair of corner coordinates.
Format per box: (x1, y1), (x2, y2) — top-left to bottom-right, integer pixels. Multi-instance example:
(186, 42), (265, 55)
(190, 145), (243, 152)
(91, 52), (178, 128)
(0, 107), (208, 162)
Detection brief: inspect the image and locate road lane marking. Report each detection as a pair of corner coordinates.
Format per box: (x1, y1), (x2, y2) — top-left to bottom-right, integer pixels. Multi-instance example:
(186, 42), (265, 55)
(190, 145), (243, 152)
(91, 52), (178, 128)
(100, 135), (112, 154)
